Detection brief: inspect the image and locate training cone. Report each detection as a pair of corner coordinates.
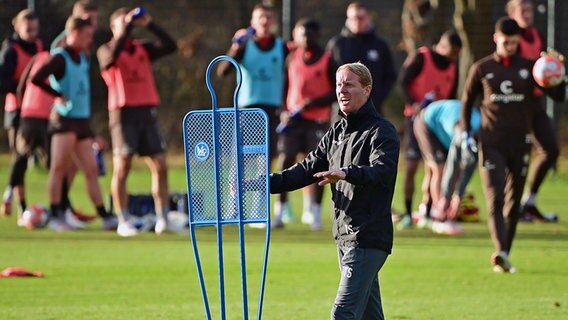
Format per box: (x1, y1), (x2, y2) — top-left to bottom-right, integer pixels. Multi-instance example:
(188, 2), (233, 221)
(0, 267), (44, 278)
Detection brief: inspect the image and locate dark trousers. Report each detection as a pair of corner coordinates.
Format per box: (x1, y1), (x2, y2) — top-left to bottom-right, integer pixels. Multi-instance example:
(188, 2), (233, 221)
(528, 104), (559, 194)
(479, 138), (531, 254)
(331, 245), (389, 320)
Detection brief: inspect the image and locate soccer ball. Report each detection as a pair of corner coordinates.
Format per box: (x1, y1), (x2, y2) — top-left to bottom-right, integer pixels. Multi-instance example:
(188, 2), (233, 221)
(167, 211), (189, 232)
(532, 55), (565, 88)
(20, 204), (50, 230)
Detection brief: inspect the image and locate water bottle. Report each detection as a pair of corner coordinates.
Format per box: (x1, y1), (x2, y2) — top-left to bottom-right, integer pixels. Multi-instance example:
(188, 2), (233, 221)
(276, 109), (302, 134)
(132, 7), (146, 20)
(92, 143), (106, 177)
(232, 27), (256, 45)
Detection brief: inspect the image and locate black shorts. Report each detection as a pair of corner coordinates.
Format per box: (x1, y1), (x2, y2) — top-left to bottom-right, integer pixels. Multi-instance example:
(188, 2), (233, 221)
(4, 110), (20, 129)
(49, 114), (94, 140)
(413, 111), (447, 164)
(15, 117), (50, 155)
(277, 118), (329, 157)
(403, 117), (421, 160)
(109, 107), (166, 157)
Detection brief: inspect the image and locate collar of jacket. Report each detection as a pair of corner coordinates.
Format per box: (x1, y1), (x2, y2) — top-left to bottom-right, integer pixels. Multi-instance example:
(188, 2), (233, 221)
(338, 99), (379, 131)
(340, 25), (376, 39)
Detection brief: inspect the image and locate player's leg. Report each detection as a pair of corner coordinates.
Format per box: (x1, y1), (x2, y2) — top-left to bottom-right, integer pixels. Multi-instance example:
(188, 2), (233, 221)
(503, 142), (530, 256)
(139, 115), (169, 234)
(48, 131), (76, 231)
(7, 125), (33, 219)
(302, 120), (328, 230)
(111, 154), (133, 220)
(478, 146), (511, 272)
(273, 122), (302, 228)
(523, 105), (559, 221)
(1, 112), (21, 216)
(400, 118), (421, 229)
(331, 246), (388, 320)
(144, 153), (169, 234)
(413, 113), (447, 221)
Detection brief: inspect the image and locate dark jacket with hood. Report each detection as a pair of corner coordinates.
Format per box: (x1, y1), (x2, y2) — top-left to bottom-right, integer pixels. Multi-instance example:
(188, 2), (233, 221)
(326, 27), (397, 114)
(270, 99), (399, 253)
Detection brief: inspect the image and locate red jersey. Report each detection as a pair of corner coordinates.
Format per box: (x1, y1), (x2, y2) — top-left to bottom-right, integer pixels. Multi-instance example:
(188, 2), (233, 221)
(518, 27), (543, 61)
(101, 41), (160, 110)
(4, 39), (43, 112)
(404, 47), (457, 117)
(286, 49), (333, 122)
(21, 52), (54, 119)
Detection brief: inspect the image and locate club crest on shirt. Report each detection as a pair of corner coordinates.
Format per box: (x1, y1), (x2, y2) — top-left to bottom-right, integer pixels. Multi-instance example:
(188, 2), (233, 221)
(367, 49), (379, 61)
(519, 69), (529, 79)
(486, 73), (494, 79)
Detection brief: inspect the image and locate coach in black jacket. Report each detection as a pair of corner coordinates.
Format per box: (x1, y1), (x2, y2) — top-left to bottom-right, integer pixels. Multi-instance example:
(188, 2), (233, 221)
(270, 62), (399, 320)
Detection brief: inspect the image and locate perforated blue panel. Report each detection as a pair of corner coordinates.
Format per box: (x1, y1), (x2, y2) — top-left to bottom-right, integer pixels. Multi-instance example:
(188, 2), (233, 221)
(183, 108), (269, 224)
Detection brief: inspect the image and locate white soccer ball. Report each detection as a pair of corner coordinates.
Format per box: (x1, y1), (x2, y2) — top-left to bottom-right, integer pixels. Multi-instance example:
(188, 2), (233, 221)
(532, 55), (566, 88)
(167, 211), (189, 233)
(20, 204), (50, 230)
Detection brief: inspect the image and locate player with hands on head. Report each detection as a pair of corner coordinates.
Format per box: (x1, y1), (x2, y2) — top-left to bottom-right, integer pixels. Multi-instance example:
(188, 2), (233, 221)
(97, 6), (177, 235)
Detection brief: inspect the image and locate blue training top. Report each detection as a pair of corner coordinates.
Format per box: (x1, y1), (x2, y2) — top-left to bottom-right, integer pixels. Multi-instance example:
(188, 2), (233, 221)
(49, 48), (91, 119)
(423, 99), (481, 149)
(238, 38), (284, 108)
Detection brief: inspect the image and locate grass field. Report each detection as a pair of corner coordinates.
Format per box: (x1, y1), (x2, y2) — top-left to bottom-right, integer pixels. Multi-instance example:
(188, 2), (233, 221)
(1, 155), (567, 319)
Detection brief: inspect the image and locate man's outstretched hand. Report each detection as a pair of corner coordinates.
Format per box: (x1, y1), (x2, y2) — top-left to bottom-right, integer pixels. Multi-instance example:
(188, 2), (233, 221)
(314, 170), (346, 186)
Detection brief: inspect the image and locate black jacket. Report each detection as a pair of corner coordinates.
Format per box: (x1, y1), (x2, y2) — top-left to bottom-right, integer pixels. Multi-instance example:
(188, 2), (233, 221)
(0, 33), (42, 94)
(270, 100), (399, 253)
(326, 27), (397, 114)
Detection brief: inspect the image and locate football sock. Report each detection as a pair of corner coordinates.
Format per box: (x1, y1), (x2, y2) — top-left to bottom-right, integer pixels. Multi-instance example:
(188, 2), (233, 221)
(3, 187), (13, 202)
(61, 179), (71, 209)
(274, 201), (284, 221)
(522, 193), (536, 206)
(19, 200), (27, 214)
(50, 203), (64, 218)
(96, 205), (112, 219)
(404, 199), (412, 216)
(303, 193), (312, 214)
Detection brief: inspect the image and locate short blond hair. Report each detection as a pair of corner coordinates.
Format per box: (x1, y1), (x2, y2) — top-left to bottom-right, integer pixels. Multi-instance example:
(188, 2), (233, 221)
(12, 9), (38, 26)
(65, 16), (92, 33)
(337, 62), (373, 88)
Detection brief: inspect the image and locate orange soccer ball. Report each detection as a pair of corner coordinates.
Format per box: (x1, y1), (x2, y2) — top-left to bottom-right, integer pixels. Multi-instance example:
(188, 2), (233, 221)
(532, 55), (565, 88)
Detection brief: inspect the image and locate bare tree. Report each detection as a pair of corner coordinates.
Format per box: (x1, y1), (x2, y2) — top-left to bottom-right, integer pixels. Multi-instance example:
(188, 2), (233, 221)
(453, 0), (493, 91)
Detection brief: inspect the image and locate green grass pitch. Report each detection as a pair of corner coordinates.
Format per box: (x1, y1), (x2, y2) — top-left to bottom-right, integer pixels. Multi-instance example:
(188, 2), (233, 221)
(0, 156), (567, 319)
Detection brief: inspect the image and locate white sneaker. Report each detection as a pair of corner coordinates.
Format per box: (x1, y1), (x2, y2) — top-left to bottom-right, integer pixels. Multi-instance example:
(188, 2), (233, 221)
(301, 211), (314, 225)
(491, 251), (516, 273)
(432, 221), (463, 235)
(281, 204), (294, 224)
(48, 217), (73, 232)
(155, 217), (167, 235)
(165, 211), (189, 233)
(416, 216), (432, 229)
(248, 222), (267, 229)
(64, 209), (87, 229)
(117, 222), (138, 237)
